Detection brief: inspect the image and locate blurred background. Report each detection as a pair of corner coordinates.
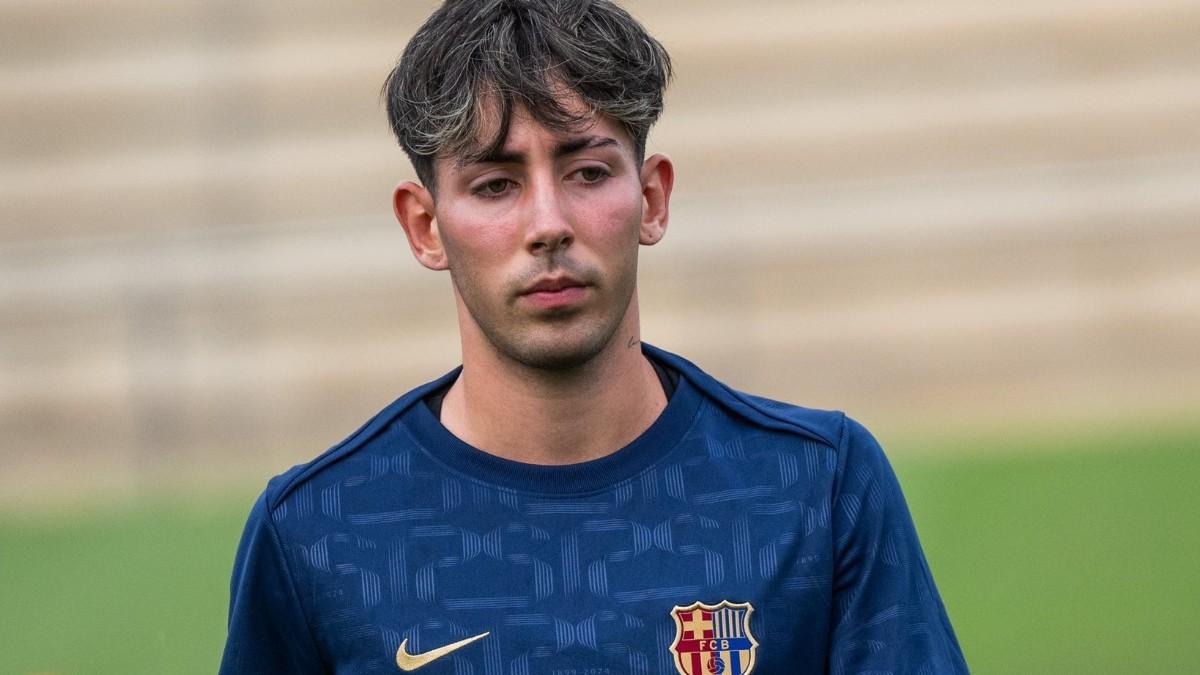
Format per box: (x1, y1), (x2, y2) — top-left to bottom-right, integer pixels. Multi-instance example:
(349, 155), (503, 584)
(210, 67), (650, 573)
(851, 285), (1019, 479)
(2, 0), (1198, 672)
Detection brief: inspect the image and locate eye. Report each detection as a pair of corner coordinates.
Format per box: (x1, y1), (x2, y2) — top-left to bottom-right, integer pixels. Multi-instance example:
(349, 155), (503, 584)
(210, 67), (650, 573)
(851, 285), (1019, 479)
(473, 178), (514, 198)
(572, 166), (610, 184)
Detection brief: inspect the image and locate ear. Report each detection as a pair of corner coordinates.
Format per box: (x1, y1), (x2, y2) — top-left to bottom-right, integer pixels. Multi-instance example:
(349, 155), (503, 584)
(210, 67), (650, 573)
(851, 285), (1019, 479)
(638, 153), (674, 246)
(393, 181), (447, 270)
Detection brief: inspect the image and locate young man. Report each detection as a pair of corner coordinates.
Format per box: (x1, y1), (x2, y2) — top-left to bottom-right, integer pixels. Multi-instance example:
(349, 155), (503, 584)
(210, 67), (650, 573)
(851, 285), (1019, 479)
(221, 1), (969, 673)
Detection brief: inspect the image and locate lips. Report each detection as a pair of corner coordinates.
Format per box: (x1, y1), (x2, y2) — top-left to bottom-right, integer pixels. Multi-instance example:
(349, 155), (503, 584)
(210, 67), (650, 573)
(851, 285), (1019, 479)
(519, 275), (590, 309)
(522, 276), (587, 295)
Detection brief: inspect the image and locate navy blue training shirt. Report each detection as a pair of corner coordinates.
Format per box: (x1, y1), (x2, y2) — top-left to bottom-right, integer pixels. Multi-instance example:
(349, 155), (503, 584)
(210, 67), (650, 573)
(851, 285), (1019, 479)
(221, 344), (968, 674)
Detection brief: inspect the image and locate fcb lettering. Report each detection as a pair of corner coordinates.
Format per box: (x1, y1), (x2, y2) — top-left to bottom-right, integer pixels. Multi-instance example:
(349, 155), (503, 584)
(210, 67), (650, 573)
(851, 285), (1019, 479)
(669, 601), (759, 675)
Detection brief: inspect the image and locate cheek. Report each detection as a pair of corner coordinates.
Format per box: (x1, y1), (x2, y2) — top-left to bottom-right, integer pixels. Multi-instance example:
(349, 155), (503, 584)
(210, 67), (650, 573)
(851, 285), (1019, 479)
(437, 207), (515, 264)
(575, 185), (643, 243)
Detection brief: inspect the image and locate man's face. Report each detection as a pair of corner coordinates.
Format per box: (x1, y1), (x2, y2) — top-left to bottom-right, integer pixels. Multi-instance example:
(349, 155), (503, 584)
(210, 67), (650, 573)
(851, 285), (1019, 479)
(428, 105), (653, 371)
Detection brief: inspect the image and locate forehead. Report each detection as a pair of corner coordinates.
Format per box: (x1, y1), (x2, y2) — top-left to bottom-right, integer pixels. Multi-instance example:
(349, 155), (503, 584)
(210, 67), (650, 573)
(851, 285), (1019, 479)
(446, 96), (634, 170)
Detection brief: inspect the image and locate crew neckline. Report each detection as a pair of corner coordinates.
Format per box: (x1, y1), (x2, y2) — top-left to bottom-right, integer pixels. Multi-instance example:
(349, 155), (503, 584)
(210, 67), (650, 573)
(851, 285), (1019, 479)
(399, 362), (702, 496)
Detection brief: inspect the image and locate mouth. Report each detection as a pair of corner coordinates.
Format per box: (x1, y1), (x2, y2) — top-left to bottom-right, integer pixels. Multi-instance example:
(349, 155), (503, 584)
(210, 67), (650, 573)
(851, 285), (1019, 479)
(519, 276), (590, 310)
(522, 275), (587, 294)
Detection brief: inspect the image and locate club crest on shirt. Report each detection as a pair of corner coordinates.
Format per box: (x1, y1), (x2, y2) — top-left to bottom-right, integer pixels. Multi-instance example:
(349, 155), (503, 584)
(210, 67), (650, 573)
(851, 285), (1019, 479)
(668, 600), (758, 675)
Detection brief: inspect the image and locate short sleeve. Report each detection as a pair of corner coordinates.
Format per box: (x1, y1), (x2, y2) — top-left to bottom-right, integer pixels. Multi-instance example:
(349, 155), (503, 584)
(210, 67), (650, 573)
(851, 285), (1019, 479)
(220, 491), (327, 674)
(828, 416), (969, 674)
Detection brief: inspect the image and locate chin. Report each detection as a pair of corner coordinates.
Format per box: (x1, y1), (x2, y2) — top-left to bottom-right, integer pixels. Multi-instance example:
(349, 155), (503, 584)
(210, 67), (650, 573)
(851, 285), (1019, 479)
(461, 274), (639, 372)
(511, 334), (612, 371)
(491, 319), (621, 372)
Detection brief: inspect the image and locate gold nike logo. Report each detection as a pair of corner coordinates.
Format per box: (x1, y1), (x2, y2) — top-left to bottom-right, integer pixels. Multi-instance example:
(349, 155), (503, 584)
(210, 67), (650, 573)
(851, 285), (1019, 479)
(395, 632), (490, 670)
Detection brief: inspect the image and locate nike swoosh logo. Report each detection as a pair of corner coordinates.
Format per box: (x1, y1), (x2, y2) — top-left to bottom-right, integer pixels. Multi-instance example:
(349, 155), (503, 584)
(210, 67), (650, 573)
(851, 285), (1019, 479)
(396, 632), (490, 670)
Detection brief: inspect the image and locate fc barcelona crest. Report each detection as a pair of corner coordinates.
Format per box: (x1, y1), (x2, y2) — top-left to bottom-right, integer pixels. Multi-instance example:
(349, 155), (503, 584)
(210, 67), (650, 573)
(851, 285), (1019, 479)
(668, 600), (758, 675)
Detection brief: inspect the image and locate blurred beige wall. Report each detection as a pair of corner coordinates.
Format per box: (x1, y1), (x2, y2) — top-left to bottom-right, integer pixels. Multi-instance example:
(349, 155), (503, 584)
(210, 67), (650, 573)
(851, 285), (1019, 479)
(3, 0), (1198, 505)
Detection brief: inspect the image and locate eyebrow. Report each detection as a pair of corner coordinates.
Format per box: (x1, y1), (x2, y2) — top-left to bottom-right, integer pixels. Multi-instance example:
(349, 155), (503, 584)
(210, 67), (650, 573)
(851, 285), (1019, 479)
(463, 135), (620, 167)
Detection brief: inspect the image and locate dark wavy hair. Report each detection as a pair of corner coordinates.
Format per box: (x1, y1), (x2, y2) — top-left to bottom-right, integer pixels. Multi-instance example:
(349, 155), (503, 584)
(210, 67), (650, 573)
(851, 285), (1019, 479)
(383, 0), (672, 192)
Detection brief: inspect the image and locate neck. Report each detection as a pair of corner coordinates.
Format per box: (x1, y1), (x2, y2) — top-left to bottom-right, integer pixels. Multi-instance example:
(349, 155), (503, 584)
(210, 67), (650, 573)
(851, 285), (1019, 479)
(441, 303), (666, 465)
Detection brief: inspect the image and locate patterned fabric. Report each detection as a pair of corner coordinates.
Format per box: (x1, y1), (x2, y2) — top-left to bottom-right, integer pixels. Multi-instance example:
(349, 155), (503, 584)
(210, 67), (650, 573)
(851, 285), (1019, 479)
(221, 345), (968, 674)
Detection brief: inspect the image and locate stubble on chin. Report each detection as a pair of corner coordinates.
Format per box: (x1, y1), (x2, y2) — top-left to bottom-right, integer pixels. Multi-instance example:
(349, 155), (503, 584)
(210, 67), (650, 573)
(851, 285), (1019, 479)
(448, 256), (637, 373)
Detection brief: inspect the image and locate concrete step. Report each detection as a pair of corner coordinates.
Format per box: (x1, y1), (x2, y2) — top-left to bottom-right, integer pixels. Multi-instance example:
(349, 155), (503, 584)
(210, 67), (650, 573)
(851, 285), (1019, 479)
(5, 152), (1198, 322)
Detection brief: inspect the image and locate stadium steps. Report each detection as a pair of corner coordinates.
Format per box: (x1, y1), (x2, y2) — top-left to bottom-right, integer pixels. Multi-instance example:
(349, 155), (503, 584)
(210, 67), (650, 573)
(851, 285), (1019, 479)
(2, 0), (1199, 502)
(2, 0), (1199, 239)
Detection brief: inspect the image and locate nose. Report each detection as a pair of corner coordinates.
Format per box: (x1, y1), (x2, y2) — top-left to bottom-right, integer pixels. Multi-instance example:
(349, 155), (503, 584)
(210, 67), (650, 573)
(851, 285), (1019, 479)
(523, 179), (574, 255)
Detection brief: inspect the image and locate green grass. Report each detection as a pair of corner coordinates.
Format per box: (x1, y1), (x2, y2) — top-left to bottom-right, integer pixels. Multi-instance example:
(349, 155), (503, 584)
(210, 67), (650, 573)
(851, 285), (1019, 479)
(1, 426), (1197, 674)
(893, 424), (1200, 674)
(0, 493), (254, 675)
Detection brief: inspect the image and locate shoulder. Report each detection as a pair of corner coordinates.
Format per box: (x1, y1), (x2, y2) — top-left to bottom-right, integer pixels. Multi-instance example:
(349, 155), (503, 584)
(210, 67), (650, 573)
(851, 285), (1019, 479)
(645, 343), (852, 451)
(260, 366), (461, 512)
